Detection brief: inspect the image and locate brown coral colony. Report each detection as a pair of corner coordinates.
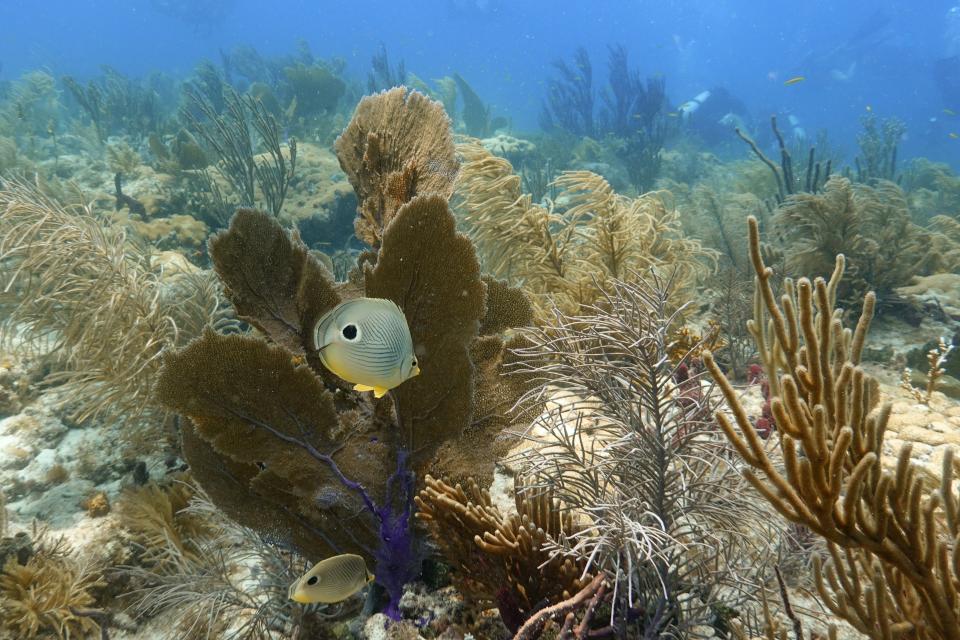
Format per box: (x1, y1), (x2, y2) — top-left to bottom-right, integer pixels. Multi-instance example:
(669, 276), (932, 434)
(155, 87), (533, 621)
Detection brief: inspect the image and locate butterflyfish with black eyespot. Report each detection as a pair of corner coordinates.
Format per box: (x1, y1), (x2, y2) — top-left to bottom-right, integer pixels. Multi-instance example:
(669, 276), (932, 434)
(288, 553), (374, 604)
(313, 297), (420, 398)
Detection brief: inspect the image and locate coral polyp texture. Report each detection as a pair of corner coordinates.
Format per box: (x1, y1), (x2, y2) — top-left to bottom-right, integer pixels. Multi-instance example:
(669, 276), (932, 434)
(334, 87), (460, 248)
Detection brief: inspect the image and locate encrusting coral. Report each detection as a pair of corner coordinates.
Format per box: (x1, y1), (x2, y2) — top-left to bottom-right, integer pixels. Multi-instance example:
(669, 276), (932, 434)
(155, 87), (532, 619)
(705, 216), (960, 640)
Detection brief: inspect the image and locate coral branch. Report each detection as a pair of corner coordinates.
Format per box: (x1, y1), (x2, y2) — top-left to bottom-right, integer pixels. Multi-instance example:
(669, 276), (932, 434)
(706, 215), (960, 640)
(512, 574), (607, 640)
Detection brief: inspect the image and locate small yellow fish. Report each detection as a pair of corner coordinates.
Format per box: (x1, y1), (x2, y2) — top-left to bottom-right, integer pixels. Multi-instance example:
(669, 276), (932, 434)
(313, 298), (420, 398)
(783, 76), (806, 86)
(944, 108), (957, 116)
(666, 112), (680, 118)
(289, 554), (374, 604)
(865, 105), (872, 112)
(950, 132), (959, 139)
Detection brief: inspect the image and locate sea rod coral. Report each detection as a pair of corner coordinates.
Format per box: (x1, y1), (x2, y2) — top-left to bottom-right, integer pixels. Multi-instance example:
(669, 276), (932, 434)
(705, 216), (960, 640)
(155, 87), (531, 620)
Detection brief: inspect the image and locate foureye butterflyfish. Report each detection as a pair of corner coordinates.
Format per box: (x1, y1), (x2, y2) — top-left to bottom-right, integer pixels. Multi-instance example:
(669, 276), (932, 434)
(288, 553), (375, 604)
(313, 297), (420, 398)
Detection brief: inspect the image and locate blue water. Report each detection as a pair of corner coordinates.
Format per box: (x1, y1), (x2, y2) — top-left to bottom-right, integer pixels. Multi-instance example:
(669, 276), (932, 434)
(1, 0), (957, 163)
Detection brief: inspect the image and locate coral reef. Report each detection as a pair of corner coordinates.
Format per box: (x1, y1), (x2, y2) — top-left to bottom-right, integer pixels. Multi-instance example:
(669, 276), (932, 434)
(1, 33), (960, 640)
(183, 84), (297, 216)
(450, 74), (505, 138)
(367, 44), (407, 93)
(128, 212), (209, 248)
(284, 62), (346, 117)
(334, 86), (459, 248)
(774, 176), (926, 309)
(0, 71), (63, 161)
(510, 575), (607, 640)
(540, 47), (595, 137)
(106, 139), (143, 176)
(116, 479), (213, 571)
(481, 134), (537, 166)
(62, 66), (172, 142)
(120, 480), (338, 640)
(0, 529), (104, 639)
(540, 45), (669, 193)
(0, 179), (230, 440)
(853, 113), (905, 183)
(415, 475), (588, 632)
(902, 158), (960, 222)
(735, 115), (833, 204)
(901, 337), (955, 404)
(269, 141), (356, 248)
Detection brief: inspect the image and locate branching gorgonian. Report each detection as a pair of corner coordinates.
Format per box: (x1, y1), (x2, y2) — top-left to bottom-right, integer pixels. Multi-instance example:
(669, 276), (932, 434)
(0, 177), (236, 447)
(119, 482), (348, 640)
(509, 271), (781, 636)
